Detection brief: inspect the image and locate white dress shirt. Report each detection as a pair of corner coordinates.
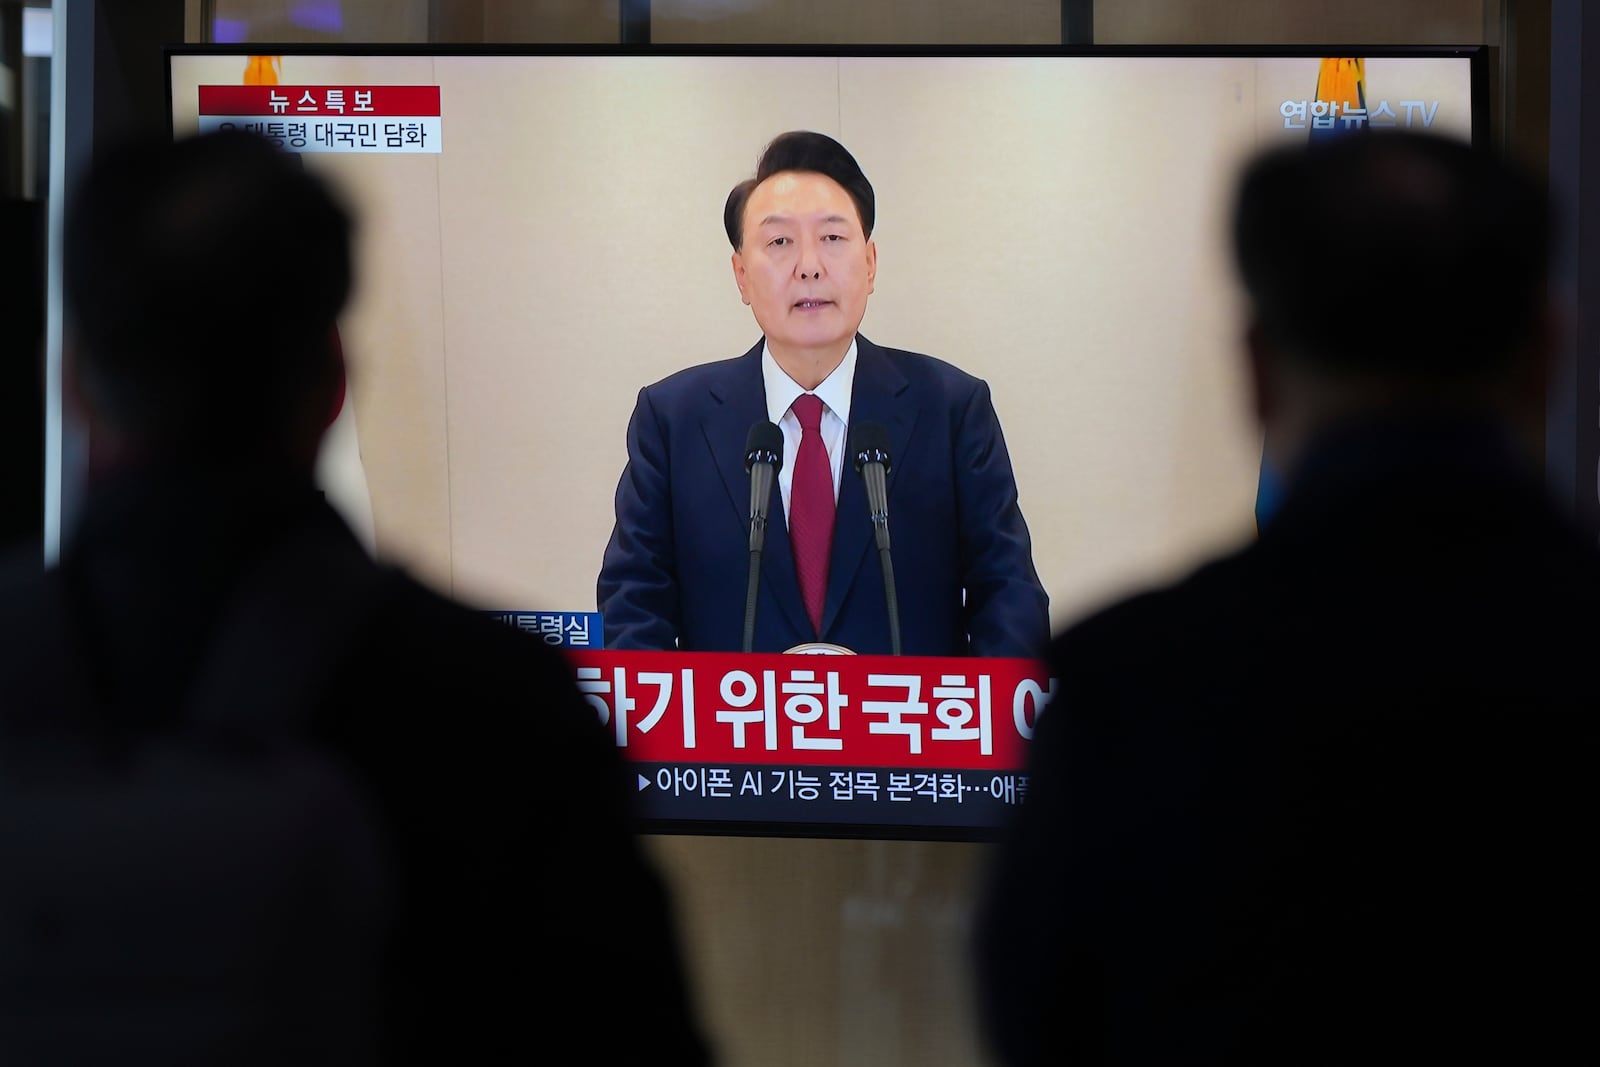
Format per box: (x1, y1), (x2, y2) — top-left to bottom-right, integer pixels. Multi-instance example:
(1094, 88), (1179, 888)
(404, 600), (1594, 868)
(761, 339), (856, 528)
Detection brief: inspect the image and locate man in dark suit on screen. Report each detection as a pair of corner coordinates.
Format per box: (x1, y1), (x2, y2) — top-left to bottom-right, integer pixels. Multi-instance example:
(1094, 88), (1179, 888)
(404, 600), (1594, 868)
(973, 130), (1598, 1065)
(598, 130), (1049, 657)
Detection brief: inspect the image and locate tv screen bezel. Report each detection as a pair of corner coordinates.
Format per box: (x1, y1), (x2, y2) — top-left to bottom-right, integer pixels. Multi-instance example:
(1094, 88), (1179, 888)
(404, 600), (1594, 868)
(157, 42), (1490, 842)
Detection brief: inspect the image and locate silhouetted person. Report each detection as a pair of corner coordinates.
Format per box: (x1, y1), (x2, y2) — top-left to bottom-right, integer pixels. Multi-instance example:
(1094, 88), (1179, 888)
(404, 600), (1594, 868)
(973, 130), (1596, 1065)
(0, 130), (714, 1066)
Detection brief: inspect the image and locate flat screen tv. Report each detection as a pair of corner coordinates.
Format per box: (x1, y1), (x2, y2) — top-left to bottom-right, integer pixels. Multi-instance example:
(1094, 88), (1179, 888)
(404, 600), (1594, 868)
(162, 44), (1485, 839)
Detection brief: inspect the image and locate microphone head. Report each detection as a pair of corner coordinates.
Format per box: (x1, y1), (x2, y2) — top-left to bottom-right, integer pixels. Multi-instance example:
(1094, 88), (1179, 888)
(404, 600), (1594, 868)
(745, 420), (784, 472)
(849, 420), (892, 474)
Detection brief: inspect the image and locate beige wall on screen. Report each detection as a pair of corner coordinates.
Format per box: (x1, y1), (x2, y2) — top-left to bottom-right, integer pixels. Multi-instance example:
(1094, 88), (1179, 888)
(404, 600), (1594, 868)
(441, 54), (1485, 630)
(431, 56), (1273, 626)
(171, 51), (1473, 627)
(837, 56), (1267, 624)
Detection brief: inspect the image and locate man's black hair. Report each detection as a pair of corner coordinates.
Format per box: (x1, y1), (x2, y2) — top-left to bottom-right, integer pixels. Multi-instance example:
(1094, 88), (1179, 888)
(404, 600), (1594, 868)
(64, 129), (354, 444)
(723, 130), (876, 250)
(1231, 129), (1550, 380)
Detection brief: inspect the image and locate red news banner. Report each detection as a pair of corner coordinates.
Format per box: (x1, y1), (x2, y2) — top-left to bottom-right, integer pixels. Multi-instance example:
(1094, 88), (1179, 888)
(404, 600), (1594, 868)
(564, 649), (1059, 834)
(569, 652), (1056, 767)
(196, 85), (442, 153)
(568, 649), (1053, 769)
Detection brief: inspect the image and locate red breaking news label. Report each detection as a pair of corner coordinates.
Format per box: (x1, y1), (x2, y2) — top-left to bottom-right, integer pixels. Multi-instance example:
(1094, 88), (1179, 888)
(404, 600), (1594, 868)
(198, 85), (441, 117)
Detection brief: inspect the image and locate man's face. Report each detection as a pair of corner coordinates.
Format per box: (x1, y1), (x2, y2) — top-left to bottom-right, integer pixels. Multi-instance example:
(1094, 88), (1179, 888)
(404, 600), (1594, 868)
(732, 170), (877, 363)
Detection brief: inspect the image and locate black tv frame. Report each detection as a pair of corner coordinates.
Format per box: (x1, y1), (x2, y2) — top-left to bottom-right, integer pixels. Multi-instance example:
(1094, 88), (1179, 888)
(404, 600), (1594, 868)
(162, 42), (1490, 842)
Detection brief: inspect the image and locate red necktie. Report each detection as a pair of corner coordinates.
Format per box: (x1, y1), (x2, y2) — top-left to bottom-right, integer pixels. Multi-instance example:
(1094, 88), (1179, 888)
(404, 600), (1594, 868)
(788, 393), (834, 636)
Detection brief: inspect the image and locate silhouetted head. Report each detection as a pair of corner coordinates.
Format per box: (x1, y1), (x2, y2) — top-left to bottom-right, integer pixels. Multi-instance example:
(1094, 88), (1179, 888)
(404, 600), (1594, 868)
(1231, 130), (1555, 458)
(723, 130), (875, 251)
(64, 129), (354, 463)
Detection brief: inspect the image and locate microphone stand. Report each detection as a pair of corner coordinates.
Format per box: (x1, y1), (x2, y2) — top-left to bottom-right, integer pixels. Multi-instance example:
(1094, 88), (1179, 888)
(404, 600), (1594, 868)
(857, 446), (901, 657)
(743, 447), (779, 653)
(742, 539), (764, 654)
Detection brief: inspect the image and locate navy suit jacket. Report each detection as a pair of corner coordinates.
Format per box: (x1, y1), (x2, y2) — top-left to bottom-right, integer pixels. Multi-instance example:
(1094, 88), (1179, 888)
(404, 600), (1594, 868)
(598, 335), (1049, 657)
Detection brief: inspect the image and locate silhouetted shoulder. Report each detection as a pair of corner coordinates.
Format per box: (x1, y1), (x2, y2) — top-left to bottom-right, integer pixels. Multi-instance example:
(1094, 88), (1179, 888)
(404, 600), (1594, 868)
(1046, 547), (1256, 680)
(335, 567), (606, 749)
(0, 544), (45, 601)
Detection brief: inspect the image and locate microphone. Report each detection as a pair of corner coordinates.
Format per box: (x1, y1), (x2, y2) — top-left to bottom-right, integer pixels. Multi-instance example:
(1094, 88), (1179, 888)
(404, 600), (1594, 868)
(849, 421), (901, 656)
(742, 421), (784, 653)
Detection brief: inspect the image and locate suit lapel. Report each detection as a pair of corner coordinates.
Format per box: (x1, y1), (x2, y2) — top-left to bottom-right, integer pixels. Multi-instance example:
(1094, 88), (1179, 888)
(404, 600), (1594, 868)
(822, 335), (915, 641)
(703, 341), (768, 532)
(702, 340), (810, 641)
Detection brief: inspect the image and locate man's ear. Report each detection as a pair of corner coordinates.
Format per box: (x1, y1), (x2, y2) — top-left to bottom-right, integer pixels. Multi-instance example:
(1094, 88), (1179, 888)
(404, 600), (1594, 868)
(731, 251), (750, 305)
